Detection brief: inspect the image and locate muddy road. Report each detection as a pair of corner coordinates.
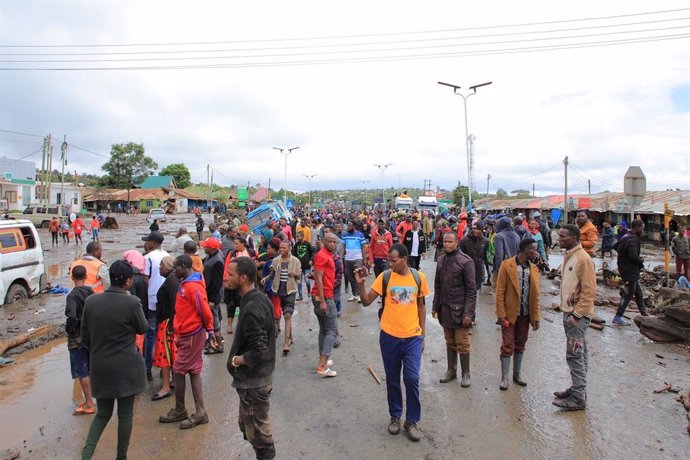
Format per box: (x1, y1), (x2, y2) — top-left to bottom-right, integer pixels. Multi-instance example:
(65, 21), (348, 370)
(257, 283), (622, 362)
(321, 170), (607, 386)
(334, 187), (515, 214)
(1, 215), (689, 459)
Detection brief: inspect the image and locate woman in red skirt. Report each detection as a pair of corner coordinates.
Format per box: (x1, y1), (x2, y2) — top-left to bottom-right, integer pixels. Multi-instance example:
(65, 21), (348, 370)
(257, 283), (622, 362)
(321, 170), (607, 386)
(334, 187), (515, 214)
(152, 256), (179, 401)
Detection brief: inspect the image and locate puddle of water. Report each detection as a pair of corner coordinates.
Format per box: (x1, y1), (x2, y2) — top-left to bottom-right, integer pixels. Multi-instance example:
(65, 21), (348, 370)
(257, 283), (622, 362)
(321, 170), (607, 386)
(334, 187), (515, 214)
(0, 338), (73, 448)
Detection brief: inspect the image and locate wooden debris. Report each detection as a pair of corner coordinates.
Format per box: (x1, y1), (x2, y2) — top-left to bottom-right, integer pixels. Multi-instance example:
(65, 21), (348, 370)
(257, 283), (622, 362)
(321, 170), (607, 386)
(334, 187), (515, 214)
(653, 382), (680, 394)
(0, 325), (54, 356)
(367, 364), (382, 385)
(589, 323), (604, 331)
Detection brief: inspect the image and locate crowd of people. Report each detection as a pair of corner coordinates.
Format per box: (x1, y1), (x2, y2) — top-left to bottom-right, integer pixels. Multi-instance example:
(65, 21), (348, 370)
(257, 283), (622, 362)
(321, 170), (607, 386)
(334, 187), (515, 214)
(59, 203), (690, 459)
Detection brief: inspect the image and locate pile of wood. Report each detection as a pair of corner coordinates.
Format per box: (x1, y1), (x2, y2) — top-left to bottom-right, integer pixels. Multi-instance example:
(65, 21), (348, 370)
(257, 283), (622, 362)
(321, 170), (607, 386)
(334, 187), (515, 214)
(634, 288), (690, 343)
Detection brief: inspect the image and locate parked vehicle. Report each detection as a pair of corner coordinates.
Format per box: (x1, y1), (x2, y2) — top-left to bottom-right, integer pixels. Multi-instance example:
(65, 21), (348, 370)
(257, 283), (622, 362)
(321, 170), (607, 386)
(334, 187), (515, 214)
(147, 208), (167, 223)
(246, 201), (292, 235)
(417, 196), (438, 212)
(0, 219), (47, 304)
(21, 205), (65, 228)
(394, 196), (414, 210)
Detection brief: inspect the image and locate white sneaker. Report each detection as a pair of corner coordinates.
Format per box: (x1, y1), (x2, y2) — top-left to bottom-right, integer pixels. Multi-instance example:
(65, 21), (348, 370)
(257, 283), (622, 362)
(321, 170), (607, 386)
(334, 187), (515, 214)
(348, 296), (356, 302)
(356, 296), (361, 303)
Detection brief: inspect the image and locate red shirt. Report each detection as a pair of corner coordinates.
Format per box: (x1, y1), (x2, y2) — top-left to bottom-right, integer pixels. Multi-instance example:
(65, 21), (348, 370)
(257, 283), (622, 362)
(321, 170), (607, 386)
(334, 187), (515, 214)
(311, 247), (335, 299)
(174, 275), (214, 337)
(369, 227), (393, 262)
(73, 218), (84, 234)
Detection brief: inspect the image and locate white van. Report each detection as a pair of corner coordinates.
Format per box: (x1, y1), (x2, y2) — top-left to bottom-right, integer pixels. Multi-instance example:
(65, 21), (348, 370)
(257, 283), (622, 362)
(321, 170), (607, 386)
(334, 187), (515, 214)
(0, 219), (47, 304)
(21, 205), (65, 228)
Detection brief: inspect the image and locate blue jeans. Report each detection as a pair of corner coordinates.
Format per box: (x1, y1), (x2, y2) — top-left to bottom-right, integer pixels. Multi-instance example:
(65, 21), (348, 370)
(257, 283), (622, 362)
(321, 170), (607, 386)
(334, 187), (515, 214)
(312, 297), (338, 357)
(298, 269), (311, 297)
(144, 312), (157, 373)
(379, 330), (423, 424)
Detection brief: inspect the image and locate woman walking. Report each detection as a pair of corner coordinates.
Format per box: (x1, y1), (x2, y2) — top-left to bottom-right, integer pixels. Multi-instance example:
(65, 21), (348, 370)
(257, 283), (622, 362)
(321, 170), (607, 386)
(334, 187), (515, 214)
(152, 256), (179, 401)
(266, 240), (302, 354)
(80, 260), (148, 460)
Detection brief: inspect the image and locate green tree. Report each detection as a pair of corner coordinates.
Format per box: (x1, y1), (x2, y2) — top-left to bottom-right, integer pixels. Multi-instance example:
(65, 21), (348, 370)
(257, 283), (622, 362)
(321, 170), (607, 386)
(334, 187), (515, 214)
(452, 181), (469, 207)
(101, 142), (158, 204)
(511, 189), (531, 198)
(496, 188), (508, 198)
(160, 163), (191, 189)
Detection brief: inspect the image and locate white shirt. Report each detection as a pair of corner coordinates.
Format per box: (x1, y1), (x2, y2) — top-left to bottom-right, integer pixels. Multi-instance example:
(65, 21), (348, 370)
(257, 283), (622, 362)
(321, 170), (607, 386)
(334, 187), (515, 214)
(411, 231), (420, 257)
(145, 248), (170, 311)
(170, 234), (193, 256)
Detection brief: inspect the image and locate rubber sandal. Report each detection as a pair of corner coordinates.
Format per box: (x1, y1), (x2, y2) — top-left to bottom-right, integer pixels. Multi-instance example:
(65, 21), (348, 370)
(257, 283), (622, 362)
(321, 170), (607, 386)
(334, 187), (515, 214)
(316, 368), (337, 378)
(73, 405), (96, 415)
(151, 390), (173, 401)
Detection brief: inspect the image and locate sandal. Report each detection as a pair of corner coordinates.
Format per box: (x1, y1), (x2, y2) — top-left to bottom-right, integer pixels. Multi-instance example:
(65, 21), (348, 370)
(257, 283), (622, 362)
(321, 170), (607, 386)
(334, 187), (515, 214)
(316, 367), (337, 378)
(73, 403), (96, 415)
(151, 390), (173, 401)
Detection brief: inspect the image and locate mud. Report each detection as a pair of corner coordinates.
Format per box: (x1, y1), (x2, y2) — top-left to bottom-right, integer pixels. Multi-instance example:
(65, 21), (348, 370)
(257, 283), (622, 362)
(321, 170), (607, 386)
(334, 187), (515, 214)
(1, 216), (689, 458)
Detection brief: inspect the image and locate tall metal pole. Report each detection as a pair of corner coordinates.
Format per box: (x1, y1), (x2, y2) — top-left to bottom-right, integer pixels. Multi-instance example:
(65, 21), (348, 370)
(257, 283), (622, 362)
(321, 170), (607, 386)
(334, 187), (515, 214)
(274, 146), (299, 206)
(438, 81), (492, 214)
(486, 174), (491, 197)
(40, 136), (48, 205)
(60, 135), (68, 209)
(563, 155), (569, 225)
(373, 163), (392, 208)
(362, 180), (370, 208)
(303, 174), (317, 207)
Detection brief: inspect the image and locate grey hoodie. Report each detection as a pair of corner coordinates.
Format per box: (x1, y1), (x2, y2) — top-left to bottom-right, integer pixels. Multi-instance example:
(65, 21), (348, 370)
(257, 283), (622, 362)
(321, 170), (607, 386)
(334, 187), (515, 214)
(493, 217), (520, 268)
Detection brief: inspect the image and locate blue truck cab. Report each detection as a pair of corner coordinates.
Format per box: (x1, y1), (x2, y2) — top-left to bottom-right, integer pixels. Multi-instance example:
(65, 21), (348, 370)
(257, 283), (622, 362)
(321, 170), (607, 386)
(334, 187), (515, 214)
(246, 201), (293, 235)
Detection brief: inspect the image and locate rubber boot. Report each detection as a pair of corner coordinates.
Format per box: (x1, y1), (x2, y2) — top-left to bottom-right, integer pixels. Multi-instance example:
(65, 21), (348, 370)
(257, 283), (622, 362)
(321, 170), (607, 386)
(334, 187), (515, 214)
(499, 356), (510, 390)
(459, 353), (471, 388)
(439, 349), (457, 383)
(512, 352), (527, 386)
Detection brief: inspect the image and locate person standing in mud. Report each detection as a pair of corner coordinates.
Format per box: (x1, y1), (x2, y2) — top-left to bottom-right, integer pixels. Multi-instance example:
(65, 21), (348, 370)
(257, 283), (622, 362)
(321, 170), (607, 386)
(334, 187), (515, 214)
(553, 224), (596, 411)
(495, 238), (541, 391)
(226, 256), (277, 459)
(200, 237), (226, 354)
(69, 242), (109, 294)
(432, 232), (476, 388)
(73, 214), (85, 245)
(143, 231), (170, 381)
(65, 265), (96, 416)
(195, 214), (205, 241)
(80, 260), (148, 460)
(612, 219), (648, 325)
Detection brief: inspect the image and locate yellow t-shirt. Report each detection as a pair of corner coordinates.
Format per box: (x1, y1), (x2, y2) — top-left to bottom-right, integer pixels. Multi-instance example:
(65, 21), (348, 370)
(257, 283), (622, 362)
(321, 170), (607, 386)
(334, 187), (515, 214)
(371, 270), (430, 338)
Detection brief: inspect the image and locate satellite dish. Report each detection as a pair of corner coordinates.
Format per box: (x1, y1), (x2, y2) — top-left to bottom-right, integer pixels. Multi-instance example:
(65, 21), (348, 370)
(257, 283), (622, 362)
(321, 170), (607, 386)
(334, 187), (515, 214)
(69, 213), (77, 222)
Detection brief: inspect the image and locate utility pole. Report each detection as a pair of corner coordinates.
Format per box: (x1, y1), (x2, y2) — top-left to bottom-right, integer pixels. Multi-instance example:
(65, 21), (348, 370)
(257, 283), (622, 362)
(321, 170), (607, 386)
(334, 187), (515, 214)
(373, 163), (392, 208)
(303, 174), (317, 207)
(273, 146), (300, 206)
(532, 183), (535, 198)
(46, 135), (53, 203)
(563, 155), (569, 225)
(588, 179), (591, 195)
(438, 80), (492, 214)
(40, 136), (48, 205)
(206, 164), (210, 210)
(60, 135), (68, 208)
(362, 180), (370, 208)
(486, 174), (491, 197)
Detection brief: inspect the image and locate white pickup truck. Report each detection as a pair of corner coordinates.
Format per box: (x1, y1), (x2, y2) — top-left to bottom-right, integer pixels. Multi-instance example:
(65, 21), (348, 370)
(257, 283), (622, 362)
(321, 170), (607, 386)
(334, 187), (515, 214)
(0, 219), (47, 304)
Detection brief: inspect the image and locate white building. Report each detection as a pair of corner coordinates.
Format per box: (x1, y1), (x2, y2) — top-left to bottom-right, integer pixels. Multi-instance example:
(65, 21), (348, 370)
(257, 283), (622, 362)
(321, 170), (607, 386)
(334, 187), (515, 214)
(0, 157), (37, 210)
(47, 182), (85, 211)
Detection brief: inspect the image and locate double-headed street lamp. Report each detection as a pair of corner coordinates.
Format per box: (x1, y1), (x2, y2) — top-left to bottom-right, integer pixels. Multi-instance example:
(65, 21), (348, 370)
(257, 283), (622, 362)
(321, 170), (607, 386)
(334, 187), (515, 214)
(273, 146), (300, 206)
(303, 174), (317, 207)
(361, 180), (370, 208)
(438, 80), (492, 213)
(373, 163), (392, 208)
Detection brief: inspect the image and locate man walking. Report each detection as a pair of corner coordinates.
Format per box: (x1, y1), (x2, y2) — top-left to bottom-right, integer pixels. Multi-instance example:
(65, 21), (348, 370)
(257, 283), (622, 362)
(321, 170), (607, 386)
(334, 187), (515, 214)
(69, 242), (109, 294)
(292, 230), (314, 301)
(459, 222), (489, 292)
(370, 218), (393, 277)
(343, 221), (367, 303)
(576, 211), (598, 256)
(495, 238), (541, 390)
(226, 257), (277, 459)
(312, 233), (338, 377)
(672, 224), (690, 279)
(553, 224), (596, 411)
(403, 220), (426, 270)
(356, 243), (429, 442)
(432, 233), (476, 387)
(492, 217), (520, 285)
(613, 220), (648, 325)
(201, 237), (226, 353)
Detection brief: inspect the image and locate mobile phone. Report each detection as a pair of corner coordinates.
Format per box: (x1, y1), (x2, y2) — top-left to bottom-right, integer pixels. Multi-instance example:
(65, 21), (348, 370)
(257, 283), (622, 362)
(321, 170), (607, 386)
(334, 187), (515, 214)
(356, 266), (369, 277)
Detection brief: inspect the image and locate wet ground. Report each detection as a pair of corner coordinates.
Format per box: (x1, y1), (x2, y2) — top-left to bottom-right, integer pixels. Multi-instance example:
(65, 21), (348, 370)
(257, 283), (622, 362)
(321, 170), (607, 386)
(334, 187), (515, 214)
(1, 215), (689, 459)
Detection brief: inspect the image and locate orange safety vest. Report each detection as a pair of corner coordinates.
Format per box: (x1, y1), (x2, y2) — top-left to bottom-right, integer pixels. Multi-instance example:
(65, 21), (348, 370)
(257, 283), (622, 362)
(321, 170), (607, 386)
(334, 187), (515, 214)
(69, 257), (106, 293)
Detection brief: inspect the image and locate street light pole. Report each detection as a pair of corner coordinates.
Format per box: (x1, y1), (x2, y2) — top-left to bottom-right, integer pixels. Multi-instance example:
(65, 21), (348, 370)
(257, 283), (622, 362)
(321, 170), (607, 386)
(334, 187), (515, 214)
(273, 146), (299, 206)
(361, 180), (370, 209)
(438, 80), (492, 213)
(303, 174), (317, 207)
(373, 163), (392, 208)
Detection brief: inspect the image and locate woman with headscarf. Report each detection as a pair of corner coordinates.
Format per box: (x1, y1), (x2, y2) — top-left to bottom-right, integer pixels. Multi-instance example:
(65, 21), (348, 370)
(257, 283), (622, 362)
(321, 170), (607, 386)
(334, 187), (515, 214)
(152, 256), (179, 401)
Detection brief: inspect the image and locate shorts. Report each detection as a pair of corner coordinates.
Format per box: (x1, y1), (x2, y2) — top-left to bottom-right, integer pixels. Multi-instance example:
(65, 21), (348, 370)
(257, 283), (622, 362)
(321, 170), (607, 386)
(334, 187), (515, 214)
(280, 293), (296, 316)
(69, 347), (90, 379)
(173, 329), (205, 375)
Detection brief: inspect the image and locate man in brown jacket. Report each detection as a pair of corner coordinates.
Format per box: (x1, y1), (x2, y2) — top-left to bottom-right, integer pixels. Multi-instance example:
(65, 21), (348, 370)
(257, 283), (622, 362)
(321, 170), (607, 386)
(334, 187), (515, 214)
(553, 224), (596, 411)
(432, 232), (476, 387)
(576, 211), (598, 256)
(495, 237), (541, 391)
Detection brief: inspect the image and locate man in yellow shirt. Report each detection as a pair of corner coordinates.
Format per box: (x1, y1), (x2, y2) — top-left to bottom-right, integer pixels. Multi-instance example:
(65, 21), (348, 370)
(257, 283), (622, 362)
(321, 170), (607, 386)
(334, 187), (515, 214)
(356, 243), (429, 443)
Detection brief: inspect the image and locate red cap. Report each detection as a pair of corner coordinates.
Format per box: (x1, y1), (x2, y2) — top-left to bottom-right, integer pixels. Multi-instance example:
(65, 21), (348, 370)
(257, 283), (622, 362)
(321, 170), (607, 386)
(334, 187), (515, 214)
(200, 238), (222, 250)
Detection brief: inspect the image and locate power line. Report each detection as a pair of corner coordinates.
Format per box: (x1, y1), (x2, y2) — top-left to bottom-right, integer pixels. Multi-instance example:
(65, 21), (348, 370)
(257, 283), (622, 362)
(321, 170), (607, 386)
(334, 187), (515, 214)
(2, 16), (688, 57)
(69, 144), (110, 159)
(2, 32), (687, 71)
(2, 7), (687, 48)
(0, 128), (44, 138)
(2, 25), (688, 64)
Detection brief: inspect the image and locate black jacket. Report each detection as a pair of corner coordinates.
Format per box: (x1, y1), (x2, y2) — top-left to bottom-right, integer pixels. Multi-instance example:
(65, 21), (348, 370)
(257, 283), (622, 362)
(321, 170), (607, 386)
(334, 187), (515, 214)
(156, 271), (180, 323)
(615, 233), (644, 281)
(65, 286), (95, 350)
(432, 249), (477, 327)
(227, 288), (276, 389)
(128, 267), (149, 314)
(403, 229), (427, 255)
(459, 233), (489, 286)
(203, 250), (225, 304)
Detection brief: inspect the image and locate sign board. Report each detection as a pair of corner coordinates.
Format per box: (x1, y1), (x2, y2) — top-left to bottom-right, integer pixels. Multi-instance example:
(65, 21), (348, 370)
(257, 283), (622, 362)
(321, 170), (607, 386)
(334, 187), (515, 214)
(286, 199), (295, 209)
(615, 198), (631, 213)
(624, 166), (646, 207)
(577, 197), (591, 209)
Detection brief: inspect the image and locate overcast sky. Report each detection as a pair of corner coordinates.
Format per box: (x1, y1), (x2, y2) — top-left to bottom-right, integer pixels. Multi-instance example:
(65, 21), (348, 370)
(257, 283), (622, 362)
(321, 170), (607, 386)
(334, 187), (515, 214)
(0, 1), (688, 196)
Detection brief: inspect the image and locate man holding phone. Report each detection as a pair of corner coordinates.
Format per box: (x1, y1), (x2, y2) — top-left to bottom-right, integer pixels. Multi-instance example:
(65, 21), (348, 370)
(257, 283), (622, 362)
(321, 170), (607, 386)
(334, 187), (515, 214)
(312, 233), (338, 378)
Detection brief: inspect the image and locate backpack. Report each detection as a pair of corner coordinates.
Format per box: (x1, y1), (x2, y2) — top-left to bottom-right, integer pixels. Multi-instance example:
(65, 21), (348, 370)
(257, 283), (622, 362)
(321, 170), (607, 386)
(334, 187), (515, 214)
(378, 268), (422, 321)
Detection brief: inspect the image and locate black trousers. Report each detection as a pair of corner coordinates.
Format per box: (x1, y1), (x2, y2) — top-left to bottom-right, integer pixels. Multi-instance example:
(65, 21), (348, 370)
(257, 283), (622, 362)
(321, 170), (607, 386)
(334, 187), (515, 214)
(616, 279), (645, 316)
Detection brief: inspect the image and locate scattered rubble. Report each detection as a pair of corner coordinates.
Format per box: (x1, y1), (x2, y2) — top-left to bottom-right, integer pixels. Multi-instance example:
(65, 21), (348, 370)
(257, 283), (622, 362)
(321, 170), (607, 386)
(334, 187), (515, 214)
(634, 288), (690, 343)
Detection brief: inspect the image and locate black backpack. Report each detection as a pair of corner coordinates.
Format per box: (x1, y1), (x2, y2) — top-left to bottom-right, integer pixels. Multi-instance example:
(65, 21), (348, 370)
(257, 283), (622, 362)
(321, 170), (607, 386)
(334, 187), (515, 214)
(378, 268), (422, 320)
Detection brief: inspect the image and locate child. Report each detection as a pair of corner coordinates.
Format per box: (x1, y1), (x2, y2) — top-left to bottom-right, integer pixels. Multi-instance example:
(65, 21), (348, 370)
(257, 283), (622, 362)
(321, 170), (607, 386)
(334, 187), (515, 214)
(90, 215), (100, 242)
(60, 220), (71, 244)
(65, 265), (96, 415)
(73, 216), (84, 245)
